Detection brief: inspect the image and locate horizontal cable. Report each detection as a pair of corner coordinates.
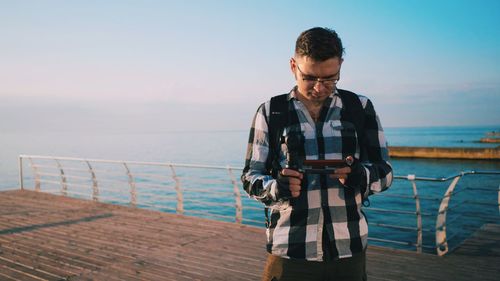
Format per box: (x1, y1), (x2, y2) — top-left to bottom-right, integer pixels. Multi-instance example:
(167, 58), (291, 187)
(183, 198), (235, 208)
(134, 182), (175, 190)
(460, 200), (498, 206)
(89, 178), (129, 185)
(183, 209), (235, 221)
(367, 237), (415, 247)
(135, 193), (177, 202)
(129, 172), (171, 180)
(365, 207), (417, 215)
(56, 174), (90, 181)
(464, 187), (498, 192)
(42, 189), (65, 194)
(98, 196), (135, 205)
(38, 179), (62, 185)
(62, 182), (92, 189)
(177, 176), (230, 185)
(60, 190), (94, 200)
(377, 193), (414, 199)
(368, 237), (442, 250)
(21, 154), (243, 170)
(242, 218), (264, 224)
(368, 222), (418, 231)
(28, 164), (59, 170)
(182, 187), (233, 196)
(23, 155), (500, 181)
(55, 166), (91, 172)
(134, 201), (177, 212)
(243, 206), (264, 211)
(36, 172), (61, 178)
(97, 185), (130, 195)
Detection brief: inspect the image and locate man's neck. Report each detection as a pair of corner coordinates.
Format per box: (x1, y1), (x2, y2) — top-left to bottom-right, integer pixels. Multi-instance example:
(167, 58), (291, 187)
(295, 91), (326, 109)
(295, 91), (327, 122)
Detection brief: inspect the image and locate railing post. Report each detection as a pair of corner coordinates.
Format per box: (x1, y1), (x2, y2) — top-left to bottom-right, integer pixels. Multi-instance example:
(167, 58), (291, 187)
(170, 165), (183, 214)
(28, 157), (41, 191)
(227, 167), (243, 224)
(408, 174), (422, 253)
(18, 156), (24, 190)
(86, 160), (99, 202)
(55, 159), (68, 196)
(435, 175), (462, 256)
(123, 163), (137, 207)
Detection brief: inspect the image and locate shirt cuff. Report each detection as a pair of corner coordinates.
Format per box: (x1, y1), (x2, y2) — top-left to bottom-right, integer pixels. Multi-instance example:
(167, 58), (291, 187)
(264, 179), (279, 201)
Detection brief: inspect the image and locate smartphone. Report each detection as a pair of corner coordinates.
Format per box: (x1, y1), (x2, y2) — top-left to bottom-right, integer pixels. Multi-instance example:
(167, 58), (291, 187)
(303, 159), (347, 174)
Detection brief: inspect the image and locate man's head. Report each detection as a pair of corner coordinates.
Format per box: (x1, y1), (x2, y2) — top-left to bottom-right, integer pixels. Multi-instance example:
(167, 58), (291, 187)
(295, 27), (344, 61)
(291, 27), (344, 104)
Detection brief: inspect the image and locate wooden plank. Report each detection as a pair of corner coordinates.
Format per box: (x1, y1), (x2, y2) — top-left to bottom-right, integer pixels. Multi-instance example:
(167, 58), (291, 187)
(0, 193), (264, 280)
(0, 256), (56, 281)
(1, 189), (499, 281)
(0, 246), (83, 279)
(451, 224), (500, 256)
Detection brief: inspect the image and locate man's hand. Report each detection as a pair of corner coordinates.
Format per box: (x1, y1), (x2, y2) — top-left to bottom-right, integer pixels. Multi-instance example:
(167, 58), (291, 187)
(277, 168), (303, 198)
(329, 166), (351, 185)
(329, 158), (366, 187)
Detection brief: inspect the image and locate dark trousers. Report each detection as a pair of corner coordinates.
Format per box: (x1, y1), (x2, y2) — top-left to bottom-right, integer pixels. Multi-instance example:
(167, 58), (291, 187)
(262, 251), (367, 281)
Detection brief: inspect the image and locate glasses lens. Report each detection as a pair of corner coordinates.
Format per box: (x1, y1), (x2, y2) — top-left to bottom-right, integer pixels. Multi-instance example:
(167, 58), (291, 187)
(323, 80), (336, 87)
(297, 64), (339, 88)
(305, 79), (337, 88)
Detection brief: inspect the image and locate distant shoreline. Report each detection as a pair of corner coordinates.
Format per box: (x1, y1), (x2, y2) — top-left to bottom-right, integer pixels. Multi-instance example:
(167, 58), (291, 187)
(480, 138), (500, 143)
(388, 146), (500, 160)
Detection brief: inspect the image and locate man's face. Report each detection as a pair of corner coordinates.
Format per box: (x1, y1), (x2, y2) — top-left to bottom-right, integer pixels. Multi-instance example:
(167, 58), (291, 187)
(290, 56), (342, 104)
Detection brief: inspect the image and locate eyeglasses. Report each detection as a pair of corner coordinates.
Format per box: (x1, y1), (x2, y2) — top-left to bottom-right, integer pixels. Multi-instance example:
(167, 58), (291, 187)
(295, 62), (340, 88)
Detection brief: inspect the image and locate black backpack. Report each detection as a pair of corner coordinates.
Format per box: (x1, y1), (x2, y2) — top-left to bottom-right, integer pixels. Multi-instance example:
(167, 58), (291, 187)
(262, 89), (369, 227)
(265, 89), (367, 176)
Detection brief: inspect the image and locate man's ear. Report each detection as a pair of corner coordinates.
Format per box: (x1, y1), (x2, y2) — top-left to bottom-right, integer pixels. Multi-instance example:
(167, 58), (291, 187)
(290, 58), (297, 79)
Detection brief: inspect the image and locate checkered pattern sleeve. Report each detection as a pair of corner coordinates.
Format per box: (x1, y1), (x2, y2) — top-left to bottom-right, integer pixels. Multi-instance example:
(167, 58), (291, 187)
(241, 102), (281, 206)
(359, 97), (393, 198)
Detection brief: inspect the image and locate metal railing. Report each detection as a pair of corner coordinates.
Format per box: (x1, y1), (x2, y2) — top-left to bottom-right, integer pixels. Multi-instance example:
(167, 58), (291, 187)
(388, 171), (500, 255)
(19, 154), (263, 225)
(18, 154), (500, 256)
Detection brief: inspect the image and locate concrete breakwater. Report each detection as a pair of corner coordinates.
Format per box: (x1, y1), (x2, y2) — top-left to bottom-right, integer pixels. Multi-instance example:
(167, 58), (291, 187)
(389, 146), (500, 160)
(480, 138), (500, 143)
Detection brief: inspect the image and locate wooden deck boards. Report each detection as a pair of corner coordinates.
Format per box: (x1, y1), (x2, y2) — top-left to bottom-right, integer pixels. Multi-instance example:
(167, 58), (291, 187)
(0, 190), (499, 281)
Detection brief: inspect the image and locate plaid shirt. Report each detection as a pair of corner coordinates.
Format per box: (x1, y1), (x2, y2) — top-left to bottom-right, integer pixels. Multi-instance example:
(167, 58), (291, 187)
(242, 88), (393, 261)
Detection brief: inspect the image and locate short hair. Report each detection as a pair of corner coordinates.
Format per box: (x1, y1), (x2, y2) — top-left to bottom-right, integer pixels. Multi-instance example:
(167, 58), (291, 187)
(295, 27), (344, 61)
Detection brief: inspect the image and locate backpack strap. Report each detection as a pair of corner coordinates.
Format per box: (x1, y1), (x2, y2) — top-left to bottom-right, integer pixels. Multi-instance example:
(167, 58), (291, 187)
(337, 89), (367, 161)
(266, 93), (290, 177)
(337, 89), (371, 206)
(263, 93), (289, 228)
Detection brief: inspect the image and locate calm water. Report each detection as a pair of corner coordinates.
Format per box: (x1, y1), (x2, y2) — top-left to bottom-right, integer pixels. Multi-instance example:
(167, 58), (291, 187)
(1, 125), (499, 252)
(385, 126), (499, 148)
(1, 126), (498, 189)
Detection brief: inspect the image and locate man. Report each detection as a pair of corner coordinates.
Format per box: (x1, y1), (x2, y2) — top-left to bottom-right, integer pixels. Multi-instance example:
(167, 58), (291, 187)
(242, 27), (393, 281)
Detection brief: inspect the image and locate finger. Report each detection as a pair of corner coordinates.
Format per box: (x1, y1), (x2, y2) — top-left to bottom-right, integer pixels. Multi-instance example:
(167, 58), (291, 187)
(339, 178), (346, 185)
(288, 177), (302, 185)
(291, 191), (300, 198)
(334, 167), (351, 174)
(289, 184), (301, 193)
(281, 168), (304, 179)
(329, 173), (348, 179)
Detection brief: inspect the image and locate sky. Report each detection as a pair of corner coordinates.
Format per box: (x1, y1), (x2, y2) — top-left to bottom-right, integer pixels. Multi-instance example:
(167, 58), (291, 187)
(1, 0), (499, 133)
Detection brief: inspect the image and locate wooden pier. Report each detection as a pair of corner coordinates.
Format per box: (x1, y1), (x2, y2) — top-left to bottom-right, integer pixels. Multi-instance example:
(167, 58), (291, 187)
(1, 190), (499, 281)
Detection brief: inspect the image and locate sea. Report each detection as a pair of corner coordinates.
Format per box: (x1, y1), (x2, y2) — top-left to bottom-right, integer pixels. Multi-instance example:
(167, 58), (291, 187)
(1, 125), (499, 253)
